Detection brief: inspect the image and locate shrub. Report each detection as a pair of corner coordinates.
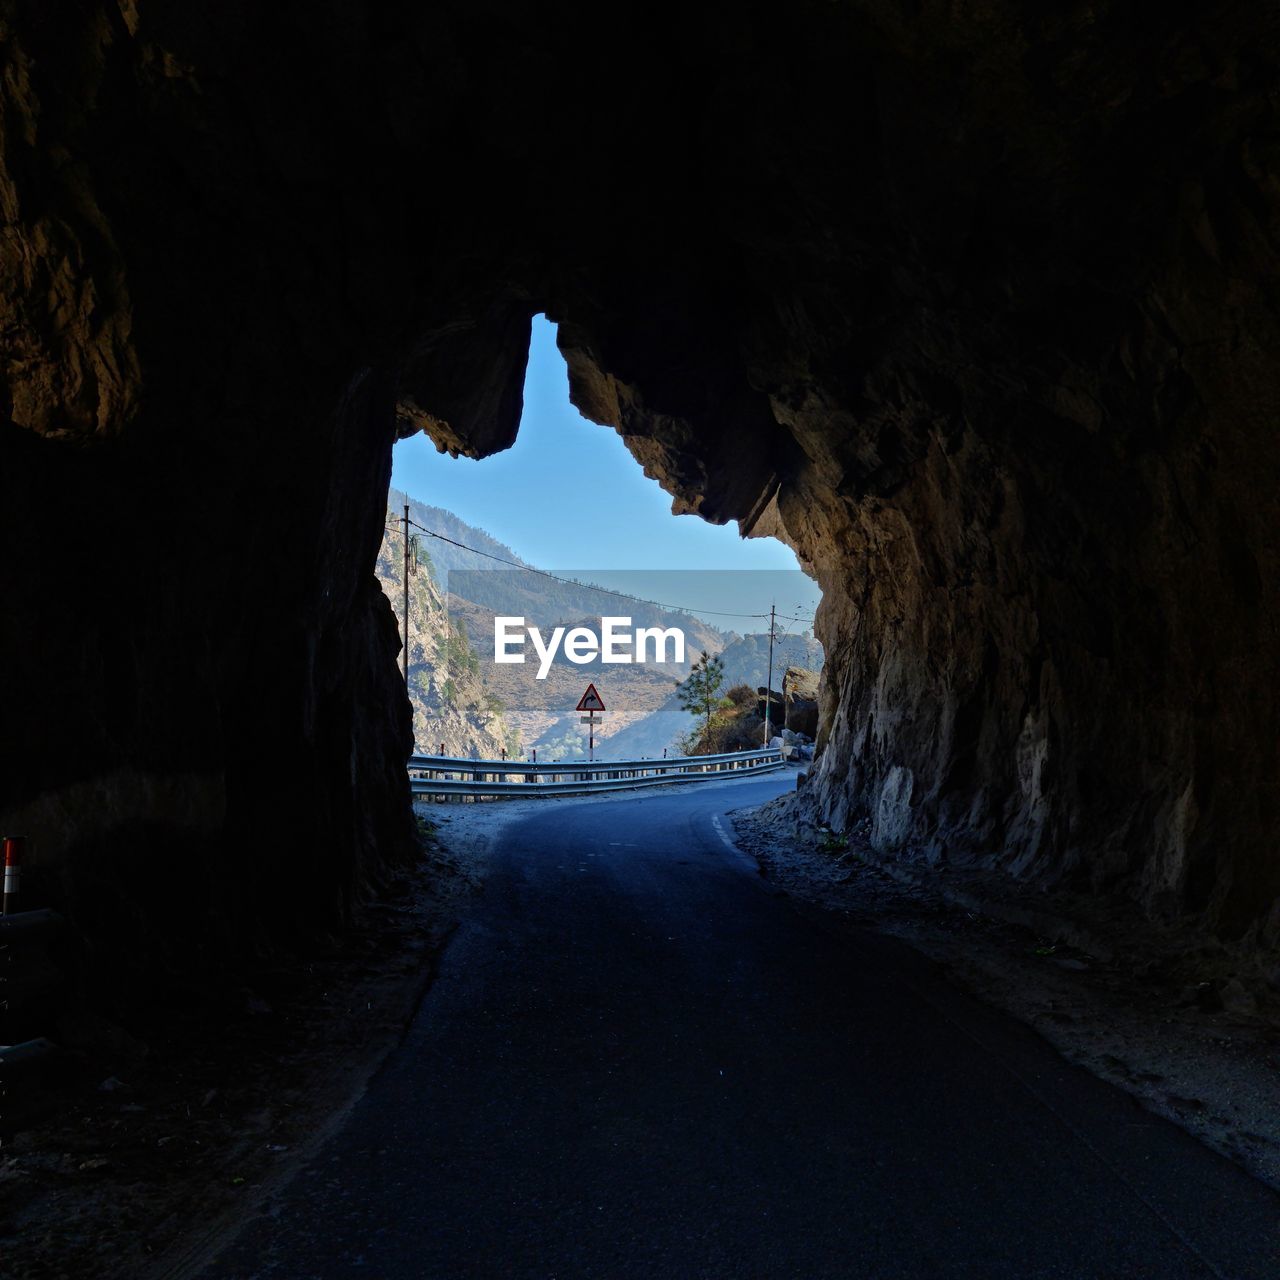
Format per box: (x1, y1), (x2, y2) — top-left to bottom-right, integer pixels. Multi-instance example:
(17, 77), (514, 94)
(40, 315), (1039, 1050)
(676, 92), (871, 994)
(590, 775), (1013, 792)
(687, 708), (765, 755)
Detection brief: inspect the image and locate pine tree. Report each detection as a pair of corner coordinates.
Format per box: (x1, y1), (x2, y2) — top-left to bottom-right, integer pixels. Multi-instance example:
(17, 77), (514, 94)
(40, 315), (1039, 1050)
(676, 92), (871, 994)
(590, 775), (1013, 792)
(678, 650), (729, 741)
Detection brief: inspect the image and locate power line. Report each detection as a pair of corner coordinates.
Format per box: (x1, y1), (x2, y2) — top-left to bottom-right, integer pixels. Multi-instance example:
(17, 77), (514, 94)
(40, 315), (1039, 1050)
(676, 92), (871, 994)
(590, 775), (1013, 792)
(398, 517), (807, 624)
(764, 602), (776, 745)
(385, 512), (818, 626)
(401, 503), (410, 685)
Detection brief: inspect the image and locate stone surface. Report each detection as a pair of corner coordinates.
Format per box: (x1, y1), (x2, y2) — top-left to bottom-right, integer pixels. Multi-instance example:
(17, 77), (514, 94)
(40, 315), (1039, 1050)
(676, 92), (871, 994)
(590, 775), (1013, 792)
(1, 1), (1277, 975)
(782, 667), (820, 738)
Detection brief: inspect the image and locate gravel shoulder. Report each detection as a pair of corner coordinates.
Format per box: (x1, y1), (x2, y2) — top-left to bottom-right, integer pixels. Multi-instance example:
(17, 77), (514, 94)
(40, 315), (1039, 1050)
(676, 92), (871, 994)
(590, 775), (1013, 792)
(732, 791), (1280, 1193)
(2, 820), (485, 1280)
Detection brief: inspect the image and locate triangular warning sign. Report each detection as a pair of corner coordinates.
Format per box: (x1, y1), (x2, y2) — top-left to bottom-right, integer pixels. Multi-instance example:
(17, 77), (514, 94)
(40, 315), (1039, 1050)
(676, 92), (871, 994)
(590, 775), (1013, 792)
(575, 682), (606, 712)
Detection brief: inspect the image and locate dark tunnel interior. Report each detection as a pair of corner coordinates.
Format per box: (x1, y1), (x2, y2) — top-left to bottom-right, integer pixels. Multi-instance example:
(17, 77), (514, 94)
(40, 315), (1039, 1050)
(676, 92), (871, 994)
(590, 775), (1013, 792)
(2, 0), (1278, 983)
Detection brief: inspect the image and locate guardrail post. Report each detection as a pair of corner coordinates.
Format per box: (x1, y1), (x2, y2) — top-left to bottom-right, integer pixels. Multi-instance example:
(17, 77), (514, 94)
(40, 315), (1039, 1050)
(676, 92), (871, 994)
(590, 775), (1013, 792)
(3, 834), (25, 915)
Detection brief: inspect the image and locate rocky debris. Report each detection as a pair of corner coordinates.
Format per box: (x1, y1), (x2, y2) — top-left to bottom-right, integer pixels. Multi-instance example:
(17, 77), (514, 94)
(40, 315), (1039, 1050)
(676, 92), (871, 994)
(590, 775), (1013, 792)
(782, 668), (820, 702)
(781, 667), (820, 739)
(770, 730), (815, 762)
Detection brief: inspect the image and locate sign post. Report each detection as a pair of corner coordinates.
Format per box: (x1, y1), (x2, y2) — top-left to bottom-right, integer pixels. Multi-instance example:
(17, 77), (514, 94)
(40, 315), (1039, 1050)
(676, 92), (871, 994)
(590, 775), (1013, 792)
(576, 682), (606, 763)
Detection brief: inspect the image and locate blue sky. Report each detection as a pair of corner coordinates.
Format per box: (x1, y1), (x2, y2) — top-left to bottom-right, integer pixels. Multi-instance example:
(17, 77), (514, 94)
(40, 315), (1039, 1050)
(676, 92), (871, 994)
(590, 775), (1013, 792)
(391, 316), (820, 626)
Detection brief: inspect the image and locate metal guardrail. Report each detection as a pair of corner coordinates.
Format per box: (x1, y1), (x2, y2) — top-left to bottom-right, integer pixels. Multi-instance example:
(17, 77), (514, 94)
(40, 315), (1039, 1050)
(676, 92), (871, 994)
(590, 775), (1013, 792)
(409, 747), (785, 799)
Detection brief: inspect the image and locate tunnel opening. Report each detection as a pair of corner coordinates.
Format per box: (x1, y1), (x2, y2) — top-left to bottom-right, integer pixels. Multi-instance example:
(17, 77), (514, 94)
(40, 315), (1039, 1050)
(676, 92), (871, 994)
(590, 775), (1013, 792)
(382, 313), (823, 769)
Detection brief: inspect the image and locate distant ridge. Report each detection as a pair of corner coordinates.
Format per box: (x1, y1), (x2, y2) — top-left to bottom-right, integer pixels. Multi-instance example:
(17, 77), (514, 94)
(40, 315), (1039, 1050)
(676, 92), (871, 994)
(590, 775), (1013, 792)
(381, 487), (822, 759)
(388, 487), (729, 640)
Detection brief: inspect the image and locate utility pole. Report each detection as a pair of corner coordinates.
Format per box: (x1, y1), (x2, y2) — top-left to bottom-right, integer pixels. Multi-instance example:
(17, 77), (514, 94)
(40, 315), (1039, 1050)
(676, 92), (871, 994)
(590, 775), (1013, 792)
(402, 502), (410, 685)
(764, 602), (776, 747)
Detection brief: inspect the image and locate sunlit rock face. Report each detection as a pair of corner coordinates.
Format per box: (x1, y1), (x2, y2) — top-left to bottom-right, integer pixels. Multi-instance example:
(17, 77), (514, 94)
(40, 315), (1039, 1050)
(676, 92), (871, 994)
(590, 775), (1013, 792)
(1, 2), (1276, 963)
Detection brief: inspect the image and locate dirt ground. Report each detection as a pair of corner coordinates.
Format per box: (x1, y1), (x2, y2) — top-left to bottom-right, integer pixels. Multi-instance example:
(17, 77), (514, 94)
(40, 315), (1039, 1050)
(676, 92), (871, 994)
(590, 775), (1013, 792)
(0, 816), (485, 1280)
(732, 791), (1280, 1193)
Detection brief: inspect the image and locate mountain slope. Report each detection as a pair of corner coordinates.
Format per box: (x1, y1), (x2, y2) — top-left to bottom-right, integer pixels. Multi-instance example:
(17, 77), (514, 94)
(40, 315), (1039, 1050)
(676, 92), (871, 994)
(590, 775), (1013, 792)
(375, 522), (512, 757)
(377, 493), (822, 758)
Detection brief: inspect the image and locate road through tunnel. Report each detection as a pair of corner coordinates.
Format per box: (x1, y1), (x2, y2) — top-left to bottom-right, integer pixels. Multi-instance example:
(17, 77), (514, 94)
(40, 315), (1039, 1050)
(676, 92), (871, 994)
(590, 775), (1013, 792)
(1, 1), (1278, 987)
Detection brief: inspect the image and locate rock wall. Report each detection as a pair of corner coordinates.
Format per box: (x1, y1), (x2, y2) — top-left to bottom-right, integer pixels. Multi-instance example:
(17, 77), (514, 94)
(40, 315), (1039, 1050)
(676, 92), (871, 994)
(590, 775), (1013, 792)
(373, 516), (513, 759)
(1, 1), (1277, 969)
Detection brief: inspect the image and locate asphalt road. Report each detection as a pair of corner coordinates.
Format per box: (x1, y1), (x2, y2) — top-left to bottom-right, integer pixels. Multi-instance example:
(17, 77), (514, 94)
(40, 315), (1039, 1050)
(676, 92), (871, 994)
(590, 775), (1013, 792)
(196, 774), (1280, 1279)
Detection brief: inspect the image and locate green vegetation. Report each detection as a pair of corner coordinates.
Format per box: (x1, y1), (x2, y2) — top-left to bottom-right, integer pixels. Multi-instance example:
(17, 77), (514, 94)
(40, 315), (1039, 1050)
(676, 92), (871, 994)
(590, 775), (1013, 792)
(413, 537), (435, 582)
(678, 650), (730, 737)
(436, 617), (481, 677)
(678, 681), (766, 756)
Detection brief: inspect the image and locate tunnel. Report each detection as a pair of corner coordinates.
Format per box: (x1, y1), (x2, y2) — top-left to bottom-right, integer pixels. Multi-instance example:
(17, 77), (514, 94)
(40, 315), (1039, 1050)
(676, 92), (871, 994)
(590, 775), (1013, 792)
(1, 0), (1278, 992)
